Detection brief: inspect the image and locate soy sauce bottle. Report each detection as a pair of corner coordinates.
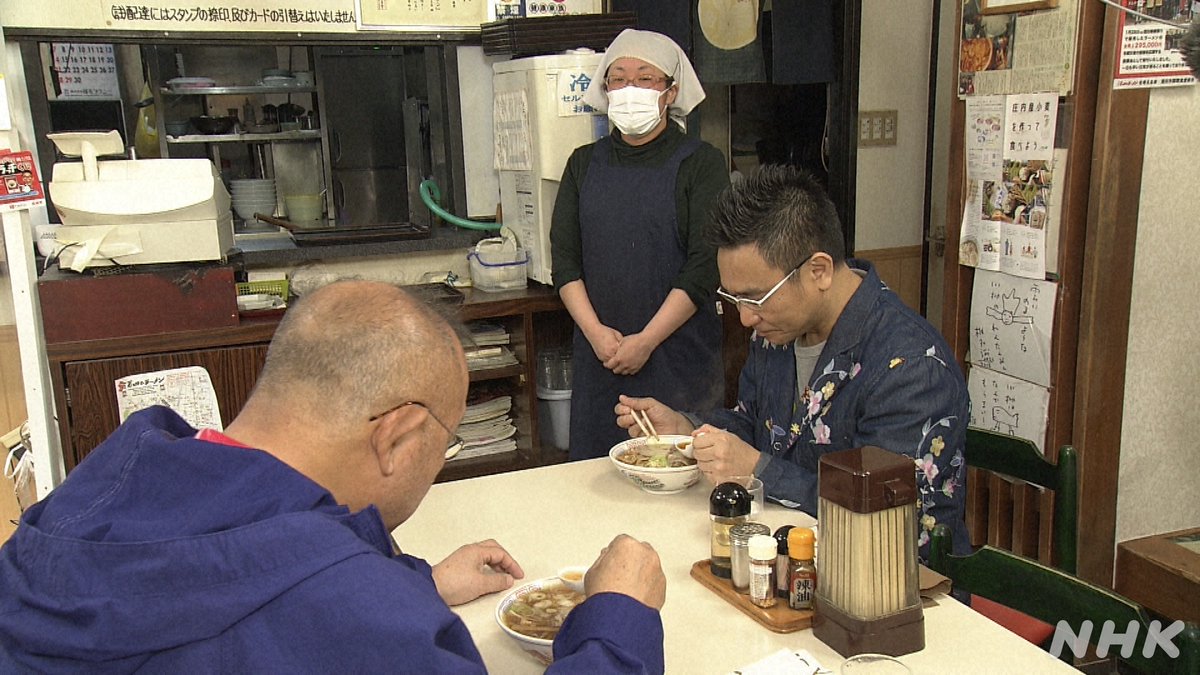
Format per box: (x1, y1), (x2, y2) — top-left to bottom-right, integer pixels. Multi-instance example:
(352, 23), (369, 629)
(709, 482), (752, 579)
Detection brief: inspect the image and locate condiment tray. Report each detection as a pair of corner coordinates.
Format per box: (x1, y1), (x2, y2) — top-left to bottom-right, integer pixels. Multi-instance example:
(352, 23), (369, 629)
(690, 560), (813, 633)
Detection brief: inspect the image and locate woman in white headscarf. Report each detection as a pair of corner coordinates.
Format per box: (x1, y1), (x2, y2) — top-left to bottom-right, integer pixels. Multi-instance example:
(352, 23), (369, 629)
(550, 29), (729, 460)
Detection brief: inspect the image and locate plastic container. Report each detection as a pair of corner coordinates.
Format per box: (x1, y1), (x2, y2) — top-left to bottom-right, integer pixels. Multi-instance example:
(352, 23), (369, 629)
(468, 247), (528, 292)
(537, 348), (573, 390)
(284, 194), (323, 223)
(537, 386), (571, 450)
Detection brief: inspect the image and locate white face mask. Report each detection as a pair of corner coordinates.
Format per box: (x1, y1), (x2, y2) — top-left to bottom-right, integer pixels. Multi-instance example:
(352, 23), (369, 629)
(606, 86), (668, 137)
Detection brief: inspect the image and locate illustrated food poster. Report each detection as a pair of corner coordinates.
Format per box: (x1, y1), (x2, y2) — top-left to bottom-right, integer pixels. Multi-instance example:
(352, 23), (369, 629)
(959, 92), (1058, 279)
(115, 366), (223, 431)
(958, 0), (1080, 98)
(968, 270), (1057, 450)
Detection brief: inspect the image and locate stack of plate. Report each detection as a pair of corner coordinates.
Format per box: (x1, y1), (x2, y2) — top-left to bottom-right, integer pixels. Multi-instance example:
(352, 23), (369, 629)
(230, 179), (277, 222)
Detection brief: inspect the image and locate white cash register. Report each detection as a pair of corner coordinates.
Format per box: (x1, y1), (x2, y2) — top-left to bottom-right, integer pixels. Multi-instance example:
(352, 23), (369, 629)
(46, 130), (233, 270)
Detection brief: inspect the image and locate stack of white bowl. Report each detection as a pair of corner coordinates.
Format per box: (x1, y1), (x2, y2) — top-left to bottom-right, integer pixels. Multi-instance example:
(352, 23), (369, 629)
(230, 179), (277, 222)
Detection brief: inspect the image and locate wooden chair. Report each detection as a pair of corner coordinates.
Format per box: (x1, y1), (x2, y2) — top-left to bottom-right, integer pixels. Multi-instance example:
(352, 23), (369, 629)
(965, 427), (1078, 573)
(963, 428), (1077, 645)
(931, 525), (1200, 674)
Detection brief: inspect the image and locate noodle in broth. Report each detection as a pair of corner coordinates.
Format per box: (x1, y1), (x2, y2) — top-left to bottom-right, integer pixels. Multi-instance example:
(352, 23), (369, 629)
(503, 585), (586, 640)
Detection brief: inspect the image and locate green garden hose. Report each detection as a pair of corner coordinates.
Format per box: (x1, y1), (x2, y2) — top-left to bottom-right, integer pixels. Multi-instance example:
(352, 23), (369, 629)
(419, 179), (502, 231)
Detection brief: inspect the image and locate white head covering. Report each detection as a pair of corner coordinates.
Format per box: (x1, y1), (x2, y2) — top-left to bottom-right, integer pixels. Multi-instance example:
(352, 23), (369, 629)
(583, 29), (705, 130)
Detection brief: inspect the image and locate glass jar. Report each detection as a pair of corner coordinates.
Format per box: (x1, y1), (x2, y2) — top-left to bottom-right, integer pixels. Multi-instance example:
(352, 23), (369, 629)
(709, 482), (752, 579)
(730, 522), (771, 592)
(749, 534), (778, 608)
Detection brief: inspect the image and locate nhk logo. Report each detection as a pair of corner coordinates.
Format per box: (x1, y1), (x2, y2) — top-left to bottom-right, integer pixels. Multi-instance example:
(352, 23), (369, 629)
(1050, 619), (1188, 660)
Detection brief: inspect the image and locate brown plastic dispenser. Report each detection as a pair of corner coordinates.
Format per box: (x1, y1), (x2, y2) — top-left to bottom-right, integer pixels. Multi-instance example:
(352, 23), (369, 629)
(812, 446), (924, 657)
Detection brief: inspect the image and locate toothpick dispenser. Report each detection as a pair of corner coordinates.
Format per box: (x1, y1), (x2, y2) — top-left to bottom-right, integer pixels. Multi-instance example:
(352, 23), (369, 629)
(813, 446), (924, 657)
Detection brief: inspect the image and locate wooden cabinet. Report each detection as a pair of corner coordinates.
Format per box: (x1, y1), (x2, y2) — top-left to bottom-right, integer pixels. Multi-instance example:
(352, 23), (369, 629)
(45, 286), (569, 482)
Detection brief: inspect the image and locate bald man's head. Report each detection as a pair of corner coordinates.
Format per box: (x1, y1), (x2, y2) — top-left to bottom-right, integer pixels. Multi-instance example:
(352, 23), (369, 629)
(251, 281), (465, 432)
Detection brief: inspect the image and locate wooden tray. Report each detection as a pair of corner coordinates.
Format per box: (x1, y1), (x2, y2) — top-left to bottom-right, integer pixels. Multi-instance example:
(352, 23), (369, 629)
(690, 560), (814, 633)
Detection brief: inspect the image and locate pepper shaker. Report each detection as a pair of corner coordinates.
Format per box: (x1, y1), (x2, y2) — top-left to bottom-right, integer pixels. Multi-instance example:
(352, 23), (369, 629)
(730, 522), (771, 593)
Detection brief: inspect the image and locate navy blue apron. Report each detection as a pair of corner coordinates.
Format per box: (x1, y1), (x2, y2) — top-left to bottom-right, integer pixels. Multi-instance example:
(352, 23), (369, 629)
(569, 135), (724, 460)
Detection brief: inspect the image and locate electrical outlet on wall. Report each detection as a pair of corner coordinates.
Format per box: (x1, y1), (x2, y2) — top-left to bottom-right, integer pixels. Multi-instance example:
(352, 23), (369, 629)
(857, 110), (898, 147)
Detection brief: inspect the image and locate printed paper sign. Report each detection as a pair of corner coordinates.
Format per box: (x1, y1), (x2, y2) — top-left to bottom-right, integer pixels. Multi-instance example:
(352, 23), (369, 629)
(554, 69), (598, 117)
(1113, 1), (1196, 90)
(0, 151), (46, 213)
(115, 366), (223, 431)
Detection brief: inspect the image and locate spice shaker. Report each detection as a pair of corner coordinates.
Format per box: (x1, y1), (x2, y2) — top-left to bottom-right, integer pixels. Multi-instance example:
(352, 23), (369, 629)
(748, 534), (778, 608)
(729, 522), (771, 592)
(709, 482), (752, 579)
(788, 527), (817, 610)
(773, 525), (795, 598)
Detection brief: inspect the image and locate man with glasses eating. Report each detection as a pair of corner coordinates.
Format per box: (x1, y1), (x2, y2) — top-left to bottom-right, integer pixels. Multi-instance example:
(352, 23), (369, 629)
(1, 281), (667, 671)
(616, 165), (971, 562)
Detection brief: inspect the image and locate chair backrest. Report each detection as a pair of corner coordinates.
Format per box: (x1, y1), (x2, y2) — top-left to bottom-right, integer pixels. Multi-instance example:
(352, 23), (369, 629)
(965, 427), (1078, 574)
(930, 525), (1200, 675)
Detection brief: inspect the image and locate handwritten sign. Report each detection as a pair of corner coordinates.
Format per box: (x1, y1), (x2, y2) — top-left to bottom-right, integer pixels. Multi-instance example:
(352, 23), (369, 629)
(968, 365), (1050, 454)
(0, 151), (46, 213)
(968, 269), (1057, 387)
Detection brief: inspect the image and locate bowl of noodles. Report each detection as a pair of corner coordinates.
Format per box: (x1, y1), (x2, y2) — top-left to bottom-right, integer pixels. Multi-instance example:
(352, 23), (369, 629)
(609, 434), (701, 495)
(495, 577), (587, 665)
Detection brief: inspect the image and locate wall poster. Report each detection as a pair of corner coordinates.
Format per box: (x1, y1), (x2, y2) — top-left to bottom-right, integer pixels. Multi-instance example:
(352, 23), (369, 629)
(958, 0), (1079, 97)
(1112, 0), (1196, 89)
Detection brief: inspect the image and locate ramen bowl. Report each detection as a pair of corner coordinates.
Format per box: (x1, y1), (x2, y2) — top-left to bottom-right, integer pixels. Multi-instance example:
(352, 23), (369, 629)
(609, 435), (701, 495)
(495, 577), (586, 665)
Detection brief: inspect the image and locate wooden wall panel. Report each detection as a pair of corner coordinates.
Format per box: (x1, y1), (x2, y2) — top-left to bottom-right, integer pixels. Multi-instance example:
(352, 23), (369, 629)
(0, 326), (26, 436)
(855, 245), (924, 312)
(61, 345), (268, 470)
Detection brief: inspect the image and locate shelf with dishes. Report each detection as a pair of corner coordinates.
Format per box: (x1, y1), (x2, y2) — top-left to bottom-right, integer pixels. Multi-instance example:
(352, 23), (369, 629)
(165, 130), (322, 144)
(161, 85), (318, 96)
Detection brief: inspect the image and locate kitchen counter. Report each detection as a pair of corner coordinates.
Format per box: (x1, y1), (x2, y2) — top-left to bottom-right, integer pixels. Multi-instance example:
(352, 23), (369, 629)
(231, 223), (487, 267)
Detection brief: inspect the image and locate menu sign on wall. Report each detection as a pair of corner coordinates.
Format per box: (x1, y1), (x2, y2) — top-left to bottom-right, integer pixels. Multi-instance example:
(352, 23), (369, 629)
(357, 0), (486, 29)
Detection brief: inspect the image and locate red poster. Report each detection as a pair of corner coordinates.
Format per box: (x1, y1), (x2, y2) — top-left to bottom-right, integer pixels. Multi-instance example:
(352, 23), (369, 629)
(0, 150), (45, 212)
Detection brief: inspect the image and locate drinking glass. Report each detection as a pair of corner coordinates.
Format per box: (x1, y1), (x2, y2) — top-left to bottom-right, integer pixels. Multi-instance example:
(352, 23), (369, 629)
(729, 475), (764, 517)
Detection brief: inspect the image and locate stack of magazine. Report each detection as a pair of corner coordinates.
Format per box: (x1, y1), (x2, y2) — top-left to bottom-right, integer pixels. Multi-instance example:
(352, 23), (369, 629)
(463, 322), (519, 371)
(451, 393), (518, 462)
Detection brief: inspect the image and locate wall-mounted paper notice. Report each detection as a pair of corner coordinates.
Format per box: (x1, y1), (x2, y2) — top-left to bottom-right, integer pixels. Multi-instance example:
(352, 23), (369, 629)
(493, 90), (532, 171)
(969, 269), (1057, 387)
(968, 365), (1050, 454)
(115, 366), (222, 431)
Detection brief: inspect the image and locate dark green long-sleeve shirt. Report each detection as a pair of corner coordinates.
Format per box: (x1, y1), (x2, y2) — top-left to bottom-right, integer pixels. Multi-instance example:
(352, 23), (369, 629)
(549, 125), (730, 309)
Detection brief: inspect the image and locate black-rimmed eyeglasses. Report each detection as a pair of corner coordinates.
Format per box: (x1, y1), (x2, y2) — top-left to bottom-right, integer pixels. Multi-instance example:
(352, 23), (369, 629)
(716, 253), (816, 311)
(368, 401), (464, 460)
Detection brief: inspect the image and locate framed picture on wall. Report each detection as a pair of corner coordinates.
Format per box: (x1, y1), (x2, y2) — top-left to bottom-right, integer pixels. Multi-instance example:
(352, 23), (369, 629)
(980, 0), (1057, 14)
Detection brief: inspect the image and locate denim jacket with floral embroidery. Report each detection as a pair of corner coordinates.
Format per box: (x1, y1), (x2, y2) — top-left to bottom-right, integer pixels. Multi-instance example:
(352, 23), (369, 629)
(701, 260), (971, 561)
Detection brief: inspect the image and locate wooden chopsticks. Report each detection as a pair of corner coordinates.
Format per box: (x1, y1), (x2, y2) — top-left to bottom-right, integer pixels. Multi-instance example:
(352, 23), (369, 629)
(631, 409), (659, 442)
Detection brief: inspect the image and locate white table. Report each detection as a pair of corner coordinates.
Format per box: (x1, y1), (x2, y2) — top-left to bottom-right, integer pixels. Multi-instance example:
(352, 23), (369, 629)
(394, 459), (1076, 674)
